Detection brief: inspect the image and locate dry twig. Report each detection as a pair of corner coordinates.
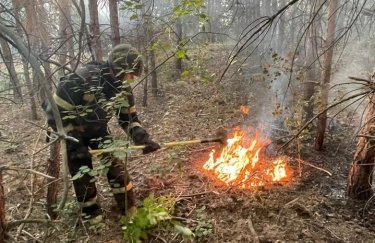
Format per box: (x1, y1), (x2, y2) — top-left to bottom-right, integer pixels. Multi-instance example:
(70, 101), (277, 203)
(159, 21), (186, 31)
(348, 76), (371, 83)
(178, 191), (214, 198)
(0, 166), (55, 179)
(296, 159), (332, 176)
(247, 217), (260, 243)
(278, 91), (369, 151)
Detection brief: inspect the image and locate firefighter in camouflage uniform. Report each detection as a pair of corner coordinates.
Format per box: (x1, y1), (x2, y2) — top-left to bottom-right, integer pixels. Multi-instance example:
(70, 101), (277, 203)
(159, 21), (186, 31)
(43, 44), (160, 224)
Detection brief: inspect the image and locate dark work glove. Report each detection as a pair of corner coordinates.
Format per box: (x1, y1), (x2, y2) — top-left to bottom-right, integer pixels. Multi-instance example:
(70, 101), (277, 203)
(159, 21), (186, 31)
(142, 139), (161, 154)
(131, 126), (160, 154)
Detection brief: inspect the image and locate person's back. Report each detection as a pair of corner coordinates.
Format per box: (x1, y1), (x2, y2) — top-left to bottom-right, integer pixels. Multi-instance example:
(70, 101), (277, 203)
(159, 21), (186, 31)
(54, 61), (126, 131)
(43, 44), (160, 225)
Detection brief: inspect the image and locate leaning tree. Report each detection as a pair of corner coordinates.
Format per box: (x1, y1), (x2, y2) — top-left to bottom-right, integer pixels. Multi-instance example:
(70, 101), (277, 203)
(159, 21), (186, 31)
(347, 72), (375, 200)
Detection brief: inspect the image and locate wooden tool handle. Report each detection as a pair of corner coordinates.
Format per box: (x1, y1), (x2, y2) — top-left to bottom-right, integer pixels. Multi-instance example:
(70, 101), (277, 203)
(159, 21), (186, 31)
(90, 138), (222, 156)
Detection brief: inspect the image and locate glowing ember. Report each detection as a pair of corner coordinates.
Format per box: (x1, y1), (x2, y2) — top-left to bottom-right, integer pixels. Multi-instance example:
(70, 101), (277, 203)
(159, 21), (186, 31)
(203, 127), (290, 188)
(240, 105), (250, 115)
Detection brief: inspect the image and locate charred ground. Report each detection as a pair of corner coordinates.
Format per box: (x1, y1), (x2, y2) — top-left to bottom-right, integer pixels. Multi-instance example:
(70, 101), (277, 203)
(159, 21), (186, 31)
(1, 45), (375, 242)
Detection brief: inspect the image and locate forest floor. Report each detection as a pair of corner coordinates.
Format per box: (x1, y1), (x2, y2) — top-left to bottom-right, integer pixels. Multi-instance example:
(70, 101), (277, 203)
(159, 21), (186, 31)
(1, 45), (375, 242)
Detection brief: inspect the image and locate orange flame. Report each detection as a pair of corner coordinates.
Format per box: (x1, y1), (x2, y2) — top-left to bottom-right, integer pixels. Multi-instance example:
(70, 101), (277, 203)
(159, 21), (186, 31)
(203, 127), (290, 188)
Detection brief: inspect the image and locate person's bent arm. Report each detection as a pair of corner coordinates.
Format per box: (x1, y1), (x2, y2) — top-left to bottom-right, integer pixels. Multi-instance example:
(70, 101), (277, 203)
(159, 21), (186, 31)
(117, 78), (160, 154)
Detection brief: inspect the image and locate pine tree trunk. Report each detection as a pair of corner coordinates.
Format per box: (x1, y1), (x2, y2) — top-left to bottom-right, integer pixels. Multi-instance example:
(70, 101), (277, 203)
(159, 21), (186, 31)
(347, 93), (375, 199)
(109, 0), (120, 45)
(315, 0), (339, 150)
(47, 142), (60, 219)
(89, 0), (103, 61)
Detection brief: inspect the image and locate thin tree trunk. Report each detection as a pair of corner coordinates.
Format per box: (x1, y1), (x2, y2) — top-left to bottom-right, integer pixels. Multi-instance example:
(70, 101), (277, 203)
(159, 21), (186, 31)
(47, 142), (60, 219)
(174, 0), (182, 76)
(143, 69), (148, 107)
(347, 93), (375, 199)
(0, 172), (5, 242)
(175, 19), (182, 74)
(58, 0), (73, 73)
(278, 0), (286, 54)
(140, 0), (157, 97)
(36, 0), (54, 100)
(42, 58), (53, 101)
(303, 1), (322, 123)
(89, 0), (103, 61)
(150, 45), (158, 96)
(109, 0), (120, 45)
(314, 0), (339, 150)
(289, 5), (298, 49)
(11, 0), (38, 119)
(0, 38), (23, 102)
(24, 63), (39, 120)
(25, 1), (41, 98)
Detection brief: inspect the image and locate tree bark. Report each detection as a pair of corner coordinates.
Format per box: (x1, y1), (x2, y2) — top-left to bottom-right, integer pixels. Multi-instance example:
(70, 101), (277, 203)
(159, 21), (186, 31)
(0, 172), (5, 242)
(35, 0), (54, 100)
(140, 0), (157, 97)
(278, 0), (286, 54)
(0, 38), (23, 102)
(11, 0), (38, 119)
(175, 21), (183, 76)
(58, 0), (74, 73)
(150, 45), (158, 96)
(24, 63), (39, 120)
(88, 0), (103, 61)
(47, 142), (60, 219)
(314, 0), (339, 151)
(302, 0), (323, 123)
(174, 0), (182, 76)
(347, 93), (375, 199)
(109, 0), (120, 46)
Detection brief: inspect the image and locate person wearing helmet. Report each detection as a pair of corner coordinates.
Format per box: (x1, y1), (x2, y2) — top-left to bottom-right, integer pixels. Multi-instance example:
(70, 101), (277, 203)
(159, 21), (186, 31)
(43, 44), (160, 225)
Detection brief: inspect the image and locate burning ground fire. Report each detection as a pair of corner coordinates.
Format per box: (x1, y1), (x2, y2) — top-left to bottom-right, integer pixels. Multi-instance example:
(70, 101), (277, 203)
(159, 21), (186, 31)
(202, 126), (291, 188)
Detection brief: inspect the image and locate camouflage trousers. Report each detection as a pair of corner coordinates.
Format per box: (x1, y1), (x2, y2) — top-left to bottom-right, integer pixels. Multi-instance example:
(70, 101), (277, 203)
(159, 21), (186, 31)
(65, 126), (135, 216)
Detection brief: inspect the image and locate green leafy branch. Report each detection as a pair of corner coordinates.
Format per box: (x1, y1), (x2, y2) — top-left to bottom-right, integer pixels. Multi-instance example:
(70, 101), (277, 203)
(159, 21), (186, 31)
(120, 194), (194, 243)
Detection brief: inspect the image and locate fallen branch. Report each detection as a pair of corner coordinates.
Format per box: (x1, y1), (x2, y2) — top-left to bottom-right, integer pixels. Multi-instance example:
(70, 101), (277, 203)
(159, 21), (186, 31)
(6, 219), (56, 229)
(178, 191), (214, 198)
(21, 230), (43, 243)
(0, 166), (55, 179)
(296, 159), (332, 176)
(356, 134), (375, 139)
